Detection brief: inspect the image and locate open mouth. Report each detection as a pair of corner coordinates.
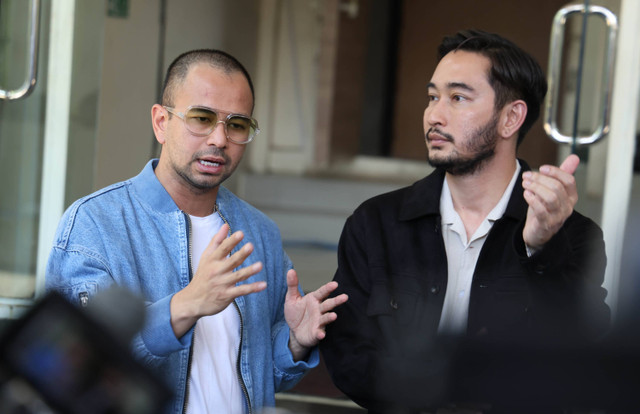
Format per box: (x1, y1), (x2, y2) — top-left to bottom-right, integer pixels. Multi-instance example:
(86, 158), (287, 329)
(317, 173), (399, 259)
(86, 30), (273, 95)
(199, 160), (221, 167)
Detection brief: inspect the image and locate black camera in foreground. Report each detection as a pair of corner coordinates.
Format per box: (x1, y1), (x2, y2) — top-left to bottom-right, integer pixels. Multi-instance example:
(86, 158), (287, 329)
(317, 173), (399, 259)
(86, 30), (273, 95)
(0, 290), (171, 414)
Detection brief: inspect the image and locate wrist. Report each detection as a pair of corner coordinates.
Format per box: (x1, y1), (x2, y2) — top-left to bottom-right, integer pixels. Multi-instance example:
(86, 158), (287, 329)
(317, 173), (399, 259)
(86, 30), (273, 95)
(288, 333), (310, 362)
(170, 290), (199, 338)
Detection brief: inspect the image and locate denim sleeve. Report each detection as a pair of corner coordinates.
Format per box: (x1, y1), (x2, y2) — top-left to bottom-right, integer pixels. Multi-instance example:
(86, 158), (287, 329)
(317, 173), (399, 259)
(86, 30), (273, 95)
(45, 244), (116, 307)
(272, 320), (320, 392)
(135, 294), (193, 363)
(45, 244), (190, 367)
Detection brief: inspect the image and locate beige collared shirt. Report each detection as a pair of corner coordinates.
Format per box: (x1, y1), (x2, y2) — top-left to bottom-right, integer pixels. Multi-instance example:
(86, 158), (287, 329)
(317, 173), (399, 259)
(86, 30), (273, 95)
(437, 162), (521, 335)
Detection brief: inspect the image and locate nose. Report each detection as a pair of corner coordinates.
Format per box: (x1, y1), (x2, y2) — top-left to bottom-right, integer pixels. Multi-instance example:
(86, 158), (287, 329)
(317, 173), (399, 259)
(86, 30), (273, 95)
(206, 121), (228, 148)
(424, 100), (446, 129)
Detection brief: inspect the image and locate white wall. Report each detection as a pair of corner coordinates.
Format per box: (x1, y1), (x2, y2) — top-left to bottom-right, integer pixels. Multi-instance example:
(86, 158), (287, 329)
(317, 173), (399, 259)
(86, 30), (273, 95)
(94, 0), (161, 189)
(93, 0), (260, 190)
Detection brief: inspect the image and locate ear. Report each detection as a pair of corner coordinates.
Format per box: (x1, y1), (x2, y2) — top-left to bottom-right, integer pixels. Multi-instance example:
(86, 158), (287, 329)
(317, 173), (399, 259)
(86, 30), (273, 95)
(151, 104), (168, 145)
(499, 100), (527, 139)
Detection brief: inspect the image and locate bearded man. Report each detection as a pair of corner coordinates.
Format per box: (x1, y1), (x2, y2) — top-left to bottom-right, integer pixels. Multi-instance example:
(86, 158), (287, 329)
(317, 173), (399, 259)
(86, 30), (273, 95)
(320, 29), (610, 414)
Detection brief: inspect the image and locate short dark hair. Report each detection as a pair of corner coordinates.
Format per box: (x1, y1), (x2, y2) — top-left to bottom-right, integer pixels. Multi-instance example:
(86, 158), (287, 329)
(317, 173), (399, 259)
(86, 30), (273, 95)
(437, 29), (547, 146)
(161, 49), (255, 110)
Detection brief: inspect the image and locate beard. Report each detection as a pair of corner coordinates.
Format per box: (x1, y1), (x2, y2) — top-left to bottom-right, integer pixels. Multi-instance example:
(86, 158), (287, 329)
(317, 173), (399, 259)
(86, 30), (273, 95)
(426, 114), (500, 176)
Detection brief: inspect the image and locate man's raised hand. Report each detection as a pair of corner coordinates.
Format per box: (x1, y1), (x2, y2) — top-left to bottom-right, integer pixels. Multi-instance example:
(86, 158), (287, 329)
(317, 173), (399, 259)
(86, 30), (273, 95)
(284, 269), (348, 361)
(522, 154), (580, 250)
(170, 224), (266, 337)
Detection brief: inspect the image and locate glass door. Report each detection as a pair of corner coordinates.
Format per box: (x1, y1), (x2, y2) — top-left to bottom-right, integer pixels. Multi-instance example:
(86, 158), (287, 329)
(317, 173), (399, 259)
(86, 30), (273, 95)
(0, 0), (49, 307)
(0, 0), (105, 317)
(546, 0), (640, 324)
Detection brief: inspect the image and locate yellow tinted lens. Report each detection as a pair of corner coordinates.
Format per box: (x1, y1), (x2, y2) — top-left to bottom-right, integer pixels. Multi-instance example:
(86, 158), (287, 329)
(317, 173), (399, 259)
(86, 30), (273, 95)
(227, 116), (253, 141)
(185, 108), (217, 135)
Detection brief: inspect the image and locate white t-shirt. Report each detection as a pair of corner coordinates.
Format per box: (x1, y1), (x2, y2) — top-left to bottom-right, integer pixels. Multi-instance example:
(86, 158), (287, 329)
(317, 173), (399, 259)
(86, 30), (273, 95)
(186, 213), (244, 414)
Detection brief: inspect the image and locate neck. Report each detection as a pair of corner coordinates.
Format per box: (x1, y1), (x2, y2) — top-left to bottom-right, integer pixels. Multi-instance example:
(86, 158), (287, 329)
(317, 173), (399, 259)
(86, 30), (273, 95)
(173, 188), (218, 217)
(447, 156), (517, 212)
(446, 154), (517, 238)
(154, 161), (219, 217)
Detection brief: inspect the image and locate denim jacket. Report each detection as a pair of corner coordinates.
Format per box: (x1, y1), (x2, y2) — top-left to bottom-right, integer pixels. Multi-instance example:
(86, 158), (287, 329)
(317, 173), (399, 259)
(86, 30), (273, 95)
(46, 159), (318, 414)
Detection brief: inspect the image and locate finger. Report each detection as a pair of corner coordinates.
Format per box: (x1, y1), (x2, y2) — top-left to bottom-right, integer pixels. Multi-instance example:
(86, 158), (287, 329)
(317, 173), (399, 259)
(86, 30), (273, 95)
(211, 223), (230, 248)
(208, 229), (244, 260)
(320, 293), (349, 313)
(224, 242), (255, 270)
(533, 165), (577, 191)
(523, 177), (562, 205)
(204, 224), (231, 256)
(317, 312), (338, 329)
(523, 171), (577, 211)
(523, 188), (550, 218)
(228, 279), (267, 299)
(220, 261), (264, 287)
(310, 281), (340, 301)
(238, 261), (263, 280)
(536, 155), (579, 198)
(202, 241), (254, 278)
(286, 269), (301, 301)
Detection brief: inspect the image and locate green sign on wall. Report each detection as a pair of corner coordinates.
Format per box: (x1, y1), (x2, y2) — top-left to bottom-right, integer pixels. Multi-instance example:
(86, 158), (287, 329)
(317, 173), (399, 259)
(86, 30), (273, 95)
(107, 0), (129, 18)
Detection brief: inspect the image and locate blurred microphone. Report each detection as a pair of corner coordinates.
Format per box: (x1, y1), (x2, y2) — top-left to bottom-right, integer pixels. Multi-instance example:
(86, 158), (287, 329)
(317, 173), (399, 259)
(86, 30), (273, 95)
(84, 286), (147, 347)
(0, 287), (171, 414)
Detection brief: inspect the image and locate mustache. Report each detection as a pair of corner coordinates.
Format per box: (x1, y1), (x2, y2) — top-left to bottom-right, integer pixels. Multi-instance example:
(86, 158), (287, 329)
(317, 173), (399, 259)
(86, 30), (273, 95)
(425, 127), (454, 142)
(193, 148), (230, 163)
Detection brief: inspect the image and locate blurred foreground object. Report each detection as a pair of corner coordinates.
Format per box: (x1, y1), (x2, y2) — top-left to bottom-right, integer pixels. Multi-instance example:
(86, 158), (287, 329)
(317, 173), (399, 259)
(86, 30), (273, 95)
(0, 289), (171, 414)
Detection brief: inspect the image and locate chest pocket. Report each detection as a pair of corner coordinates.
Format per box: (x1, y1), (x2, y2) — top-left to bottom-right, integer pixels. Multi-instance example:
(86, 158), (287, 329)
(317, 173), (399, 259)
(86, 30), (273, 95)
(366, 275), (422, 326)
(473, 276), (531, 335)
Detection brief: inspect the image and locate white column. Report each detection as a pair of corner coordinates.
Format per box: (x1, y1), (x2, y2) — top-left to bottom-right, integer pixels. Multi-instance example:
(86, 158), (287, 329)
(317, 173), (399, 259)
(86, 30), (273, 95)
(35, 0), (76, 298)
(601, 0), (640, 318)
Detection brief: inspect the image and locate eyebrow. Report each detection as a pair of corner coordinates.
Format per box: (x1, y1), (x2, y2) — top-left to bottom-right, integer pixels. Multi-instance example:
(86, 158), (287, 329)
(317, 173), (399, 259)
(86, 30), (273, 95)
(427, 81), (476, 92)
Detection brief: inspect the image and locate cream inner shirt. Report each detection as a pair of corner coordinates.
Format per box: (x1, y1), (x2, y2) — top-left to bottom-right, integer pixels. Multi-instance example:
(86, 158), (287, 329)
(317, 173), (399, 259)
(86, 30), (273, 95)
(437, 163), (521, 335)
(186, 213), (244, 414)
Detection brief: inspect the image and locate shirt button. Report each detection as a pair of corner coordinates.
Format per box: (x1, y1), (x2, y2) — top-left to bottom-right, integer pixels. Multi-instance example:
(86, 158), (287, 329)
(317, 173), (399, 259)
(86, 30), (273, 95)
(430, 285), (440, 294)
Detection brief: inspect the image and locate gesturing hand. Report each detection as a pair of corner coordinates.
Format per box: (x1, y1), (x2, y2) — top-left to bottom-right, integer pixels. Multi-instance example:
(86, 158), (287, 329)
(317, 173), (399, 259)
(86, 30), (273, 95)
(284, 269), (348, 361)
(522, 154), (580, 250)
(170, 223), (266, 338)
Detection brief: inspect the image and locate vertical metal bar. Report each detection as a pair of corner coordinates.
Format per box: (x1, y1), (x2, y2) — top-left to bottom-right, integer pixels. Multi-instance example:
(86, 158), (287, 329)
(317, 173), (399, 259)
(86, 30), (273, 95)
(570, 0), (590, 154)
(34, 0), (77, 298)
(0, 0), (41, 101)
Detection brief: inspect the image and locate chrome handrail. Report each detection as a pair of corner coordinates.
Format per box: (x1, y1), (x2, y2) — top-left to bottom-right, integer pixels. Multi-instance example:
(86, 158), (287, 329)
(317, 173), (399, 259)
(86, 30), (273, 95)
(544, 3), (618, 145)
(0, 0), (41, 101)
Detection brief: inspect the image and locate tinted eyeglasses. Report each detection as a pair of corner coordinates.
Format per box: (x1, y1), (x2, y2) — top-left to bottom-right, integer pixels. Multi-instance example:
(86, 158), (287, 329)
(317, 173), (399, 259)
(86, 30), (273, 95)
(163, 105), (260, 144)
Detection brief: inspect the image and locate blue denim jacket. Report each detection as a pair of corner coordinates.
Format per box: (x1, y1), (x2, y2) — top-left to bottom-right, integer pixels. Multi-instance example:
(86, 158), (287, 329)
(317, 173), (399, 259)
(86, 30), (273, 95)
(45, 159), (318, 414)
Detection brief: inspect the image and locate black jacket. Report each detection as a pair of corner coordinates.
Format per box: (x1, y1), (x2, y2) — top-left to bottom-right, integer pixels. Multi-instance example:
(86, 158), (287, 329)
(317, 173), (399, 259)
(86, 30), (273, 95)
(321, 163), (610, 413)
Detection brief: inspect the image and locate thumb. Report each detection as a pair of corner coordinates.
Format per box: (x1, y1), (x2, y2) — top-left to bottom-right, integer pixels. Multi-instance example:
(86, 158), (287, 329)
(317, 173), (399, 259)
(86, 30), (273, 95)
(286, 269), (300, 300)
(559, 154), (580, 175)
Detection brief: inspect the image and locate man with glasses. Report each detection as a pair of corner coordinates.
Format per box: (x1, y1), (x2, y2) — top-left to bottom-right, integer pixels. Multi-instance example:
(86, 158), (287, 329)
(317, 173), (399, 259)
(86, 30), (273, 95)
(46, 49), (348, 414)
(321, 30), (610, 413)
